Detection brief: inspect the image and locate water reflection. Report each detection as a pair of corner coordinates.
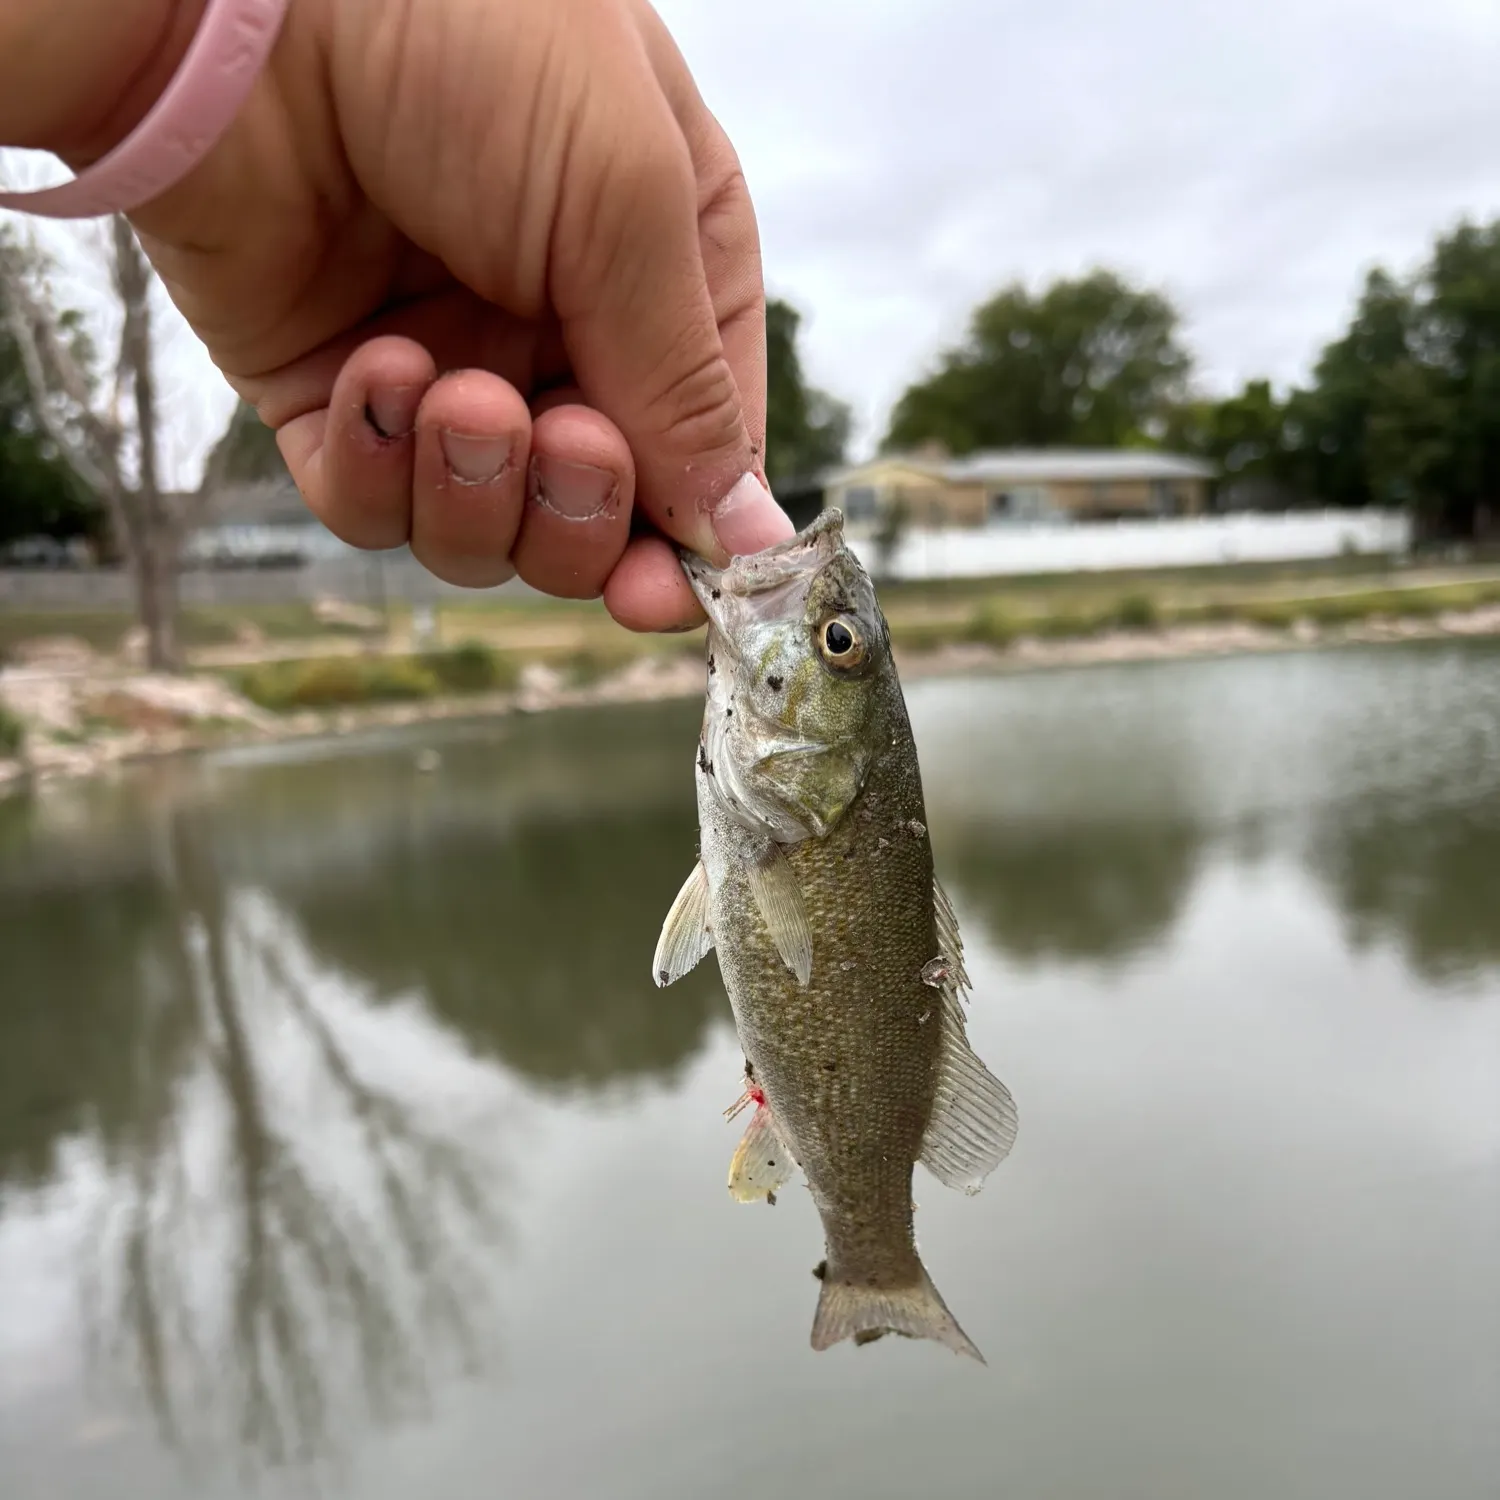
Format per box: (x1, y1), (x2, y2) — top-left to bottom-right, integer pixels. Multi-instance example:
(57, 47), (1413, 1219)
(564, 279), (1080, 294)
(1, 650), (1498, 1496)
(2, 786), (513, 1474)
(922, 643), (1500, 985)
(0, 705), (732, 1474)
(284, 803), (728, 1090)
(208, 705), (730, 1089)
(0, 869), (191, 1190)
(1313, 789), (1500, 986)
(941, 817), (1202, 966)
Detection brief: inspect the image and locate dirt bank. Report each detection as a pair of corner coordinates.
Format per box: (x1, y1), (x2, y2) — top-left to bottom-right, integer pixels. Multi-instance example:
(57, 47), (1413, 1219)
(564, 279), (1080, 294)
(3, 606), (1499, 796)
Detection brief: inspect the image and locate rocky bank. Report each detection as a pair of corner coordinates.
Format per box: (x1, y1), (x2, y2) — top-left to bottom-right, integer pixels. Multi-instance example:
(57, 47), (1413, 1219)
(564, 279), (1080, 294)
(4, 605), (1500, 795)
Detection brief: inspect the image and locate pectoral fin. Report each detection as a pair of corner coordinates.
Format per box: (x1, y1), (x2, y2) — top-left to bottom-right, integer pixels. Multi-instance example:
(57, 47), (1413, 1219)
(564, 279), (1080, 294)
(919, 875), (1018, 1193)
(652, 861), (714, 987)
(729, 1102), (797, 1206)
(747, 843), (814, 987)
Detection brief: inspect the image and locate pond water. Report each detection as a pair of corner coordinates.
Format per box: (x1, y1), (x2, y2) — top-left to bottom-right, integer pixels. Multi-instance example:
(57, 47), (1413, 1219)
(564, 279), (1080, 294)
(1, 641), (1497, 1499)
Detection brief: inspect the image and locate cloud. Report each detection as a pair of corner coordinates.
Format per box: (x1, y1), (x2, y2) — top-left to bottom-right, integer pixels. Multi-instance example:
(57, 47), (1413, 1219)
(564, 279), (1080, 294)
(658, 0), (1500, 450)
(6, 0), (1498, 481)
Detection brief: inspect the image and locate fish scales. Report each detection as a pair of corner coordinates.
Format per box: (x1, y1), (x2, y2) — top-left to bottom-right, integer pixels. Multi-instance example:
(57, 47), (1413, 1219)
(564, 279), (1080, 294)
(708, 737), (940, 1276)
(653, 508), (1017, 1359)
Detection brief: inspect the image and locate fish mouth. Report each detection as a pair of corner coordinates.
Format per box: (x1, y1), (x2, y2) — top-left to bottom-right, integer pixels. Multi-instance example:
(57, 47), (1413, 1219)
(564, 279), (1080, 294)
(680, 508), (847, 623)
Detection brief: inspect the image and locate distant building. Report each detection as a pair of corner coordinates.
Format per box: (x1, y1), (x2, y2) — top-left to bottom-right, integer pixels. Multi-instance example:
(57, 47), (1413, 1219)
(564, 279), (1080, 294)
(1214, 476), (1308, 513)
(772, 467), (842, 531)
(179, 478), (355, 567)
(822, 448), (1216, 532)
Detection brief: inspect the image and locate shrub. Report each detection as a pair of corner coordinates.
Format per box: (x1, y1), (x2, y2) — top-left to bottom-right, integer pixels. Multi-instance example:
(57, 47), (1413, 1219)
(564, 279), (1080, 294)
(1112, 593), (1160, 631)
(1195, 601), (1239, 623)
(558, 649), (617, 686)
(1031, 609), (1108, 640)
(420, 640), (518, 693)
(887, 621), (952, 654)
(237, 643), (527, 712)
(1240, 601), (1301, 630)
(237, 654), (440, 711)
(963, 605), (1019, 647)
(0, 705), (24, 758)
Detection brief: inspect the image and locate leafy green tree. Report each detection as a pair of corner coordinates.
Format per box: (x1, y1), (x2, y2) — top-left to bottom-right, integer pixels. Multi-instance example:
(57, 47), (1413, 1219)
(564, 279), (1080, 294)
(0, 232), (101, 547)
(1396, 220), (1500, 536)
(884, 270), (1192, 454)
(763, 297), (850, 487)
(1287, 221), (1499, 536)
(1164, 379), (1296, 497)
(1290, 267), (1416, 510)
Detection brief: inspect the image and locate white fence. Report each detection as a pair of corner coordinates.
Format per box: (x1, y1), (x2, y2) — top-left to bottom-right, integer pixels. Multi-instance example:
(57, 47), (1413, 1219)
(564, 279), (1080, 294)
(846, 510), (1413, 580)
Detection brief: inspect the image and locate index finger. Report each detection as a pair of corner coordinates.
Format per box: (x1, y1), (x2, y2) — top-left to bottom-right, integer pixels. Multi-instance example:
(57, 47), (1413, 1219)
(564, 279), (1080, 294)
(548, 48), (790, 569)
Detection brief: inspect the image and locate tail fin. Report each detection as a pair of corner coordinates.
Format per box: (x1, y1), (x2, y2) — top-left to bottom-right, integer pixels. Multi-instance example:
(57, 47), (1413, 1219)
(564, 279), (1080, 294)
(810, 1261), (984, 1362)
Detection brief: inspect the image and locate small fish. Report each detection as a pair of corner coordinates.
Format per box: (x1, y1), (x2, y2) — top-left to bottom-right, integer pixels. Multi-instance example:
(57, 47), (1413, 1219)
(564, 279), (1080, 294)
(652, 509), (1017, 1360)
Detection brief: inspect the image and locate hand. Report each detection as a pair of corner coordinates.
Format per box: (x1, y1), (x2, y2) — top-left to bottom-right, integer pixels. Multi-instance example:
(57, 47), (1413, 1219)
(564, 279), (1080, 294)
(70, 0), (795, 629)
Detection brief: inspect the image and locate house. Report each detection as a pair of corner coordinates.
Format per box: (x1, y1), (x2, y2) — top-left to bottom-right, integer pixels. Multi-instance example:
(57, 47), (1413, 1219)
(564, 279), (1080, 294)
(772, 467), (842, 531)
(822, 448), (1216, 532)
(1214, 475), (1308, 512)
(179, 478), (355, 566)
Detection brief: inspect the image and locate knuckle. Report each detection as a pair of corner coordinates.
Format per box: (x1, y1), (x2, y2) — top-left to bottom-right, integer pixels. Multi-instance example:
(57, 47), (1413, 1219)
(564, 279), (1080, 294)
(643, 340), (744, 456)
(698, 166), (759, 263)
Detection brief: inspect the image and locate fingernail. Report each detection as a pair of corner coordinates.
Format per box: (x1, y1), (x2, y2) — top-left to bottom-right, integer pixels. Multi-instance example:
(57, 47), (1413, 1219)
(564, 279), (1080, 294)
(365, 385), (421, 440)
(440, 430), (512, 485)
(711, 471), (795, 557)
(529, 455), (618, 520)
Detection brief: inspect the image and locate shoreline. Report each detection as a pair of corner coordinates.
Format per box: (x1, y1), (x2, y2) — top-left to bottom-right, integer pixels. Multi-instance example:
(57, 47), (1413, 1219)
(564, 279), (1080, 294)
(3, 607), (1499, 796)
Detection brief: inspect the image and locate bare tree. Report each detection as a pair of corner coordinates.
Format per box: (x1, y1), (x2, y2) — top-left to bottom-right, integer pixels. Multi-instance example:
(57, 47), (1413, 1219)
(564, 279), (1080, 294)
(0, 217), (253, 671)
(78, 789), (510, 1475)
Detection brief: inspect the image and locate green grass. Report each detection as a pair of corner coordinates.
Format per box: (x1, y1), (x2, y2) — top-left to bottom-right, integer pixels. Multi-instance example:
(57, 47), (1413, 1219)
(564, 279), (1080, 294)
(5, 559), (1498, 694)
(1234, 580), (1500, 631)
(196, 604), (378, 642)
(0, 611), (132, 658)
(872, 551), (1400, 613)
(900, 575), (1500, 654)
(0, 603), (374, 661)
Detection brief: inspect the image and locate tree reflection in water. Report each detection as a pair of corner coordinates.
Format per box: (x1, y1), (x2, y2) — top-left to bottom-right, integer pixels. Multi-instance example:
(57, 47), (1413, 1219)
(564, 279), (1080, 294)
(74, 792), (512, 1476)
(939, 817), (1203, 969)
(1311, 787), (1500, 988)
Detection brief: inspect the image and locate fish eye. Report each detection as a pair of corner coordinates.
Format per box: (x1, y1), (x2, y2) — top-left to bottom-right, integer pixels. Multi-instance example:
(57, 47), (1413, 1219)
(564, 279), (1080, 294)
(817, 615), (864, 668)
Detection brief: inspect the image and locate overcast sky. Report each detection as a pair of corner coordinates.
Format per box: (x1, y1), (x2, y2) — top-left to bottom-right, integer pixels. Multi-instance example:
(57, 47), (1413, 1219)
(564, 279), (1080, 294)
(6, 0), (1499, 485)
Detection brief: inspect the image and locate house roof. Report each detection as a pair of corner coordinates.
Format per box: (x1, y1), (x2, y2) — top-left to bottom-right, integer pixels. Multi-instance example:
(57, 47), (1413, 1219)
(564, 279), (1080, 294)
(830, 448), (1216, 487)
(179, 478), (312, 529)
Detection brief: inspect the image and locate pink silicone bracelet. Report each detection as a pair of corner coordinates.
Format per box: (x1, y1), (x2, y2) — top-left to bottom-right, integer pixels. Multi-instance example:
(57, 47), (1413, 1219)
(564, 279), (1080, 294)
(0, 0), (291, 219)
